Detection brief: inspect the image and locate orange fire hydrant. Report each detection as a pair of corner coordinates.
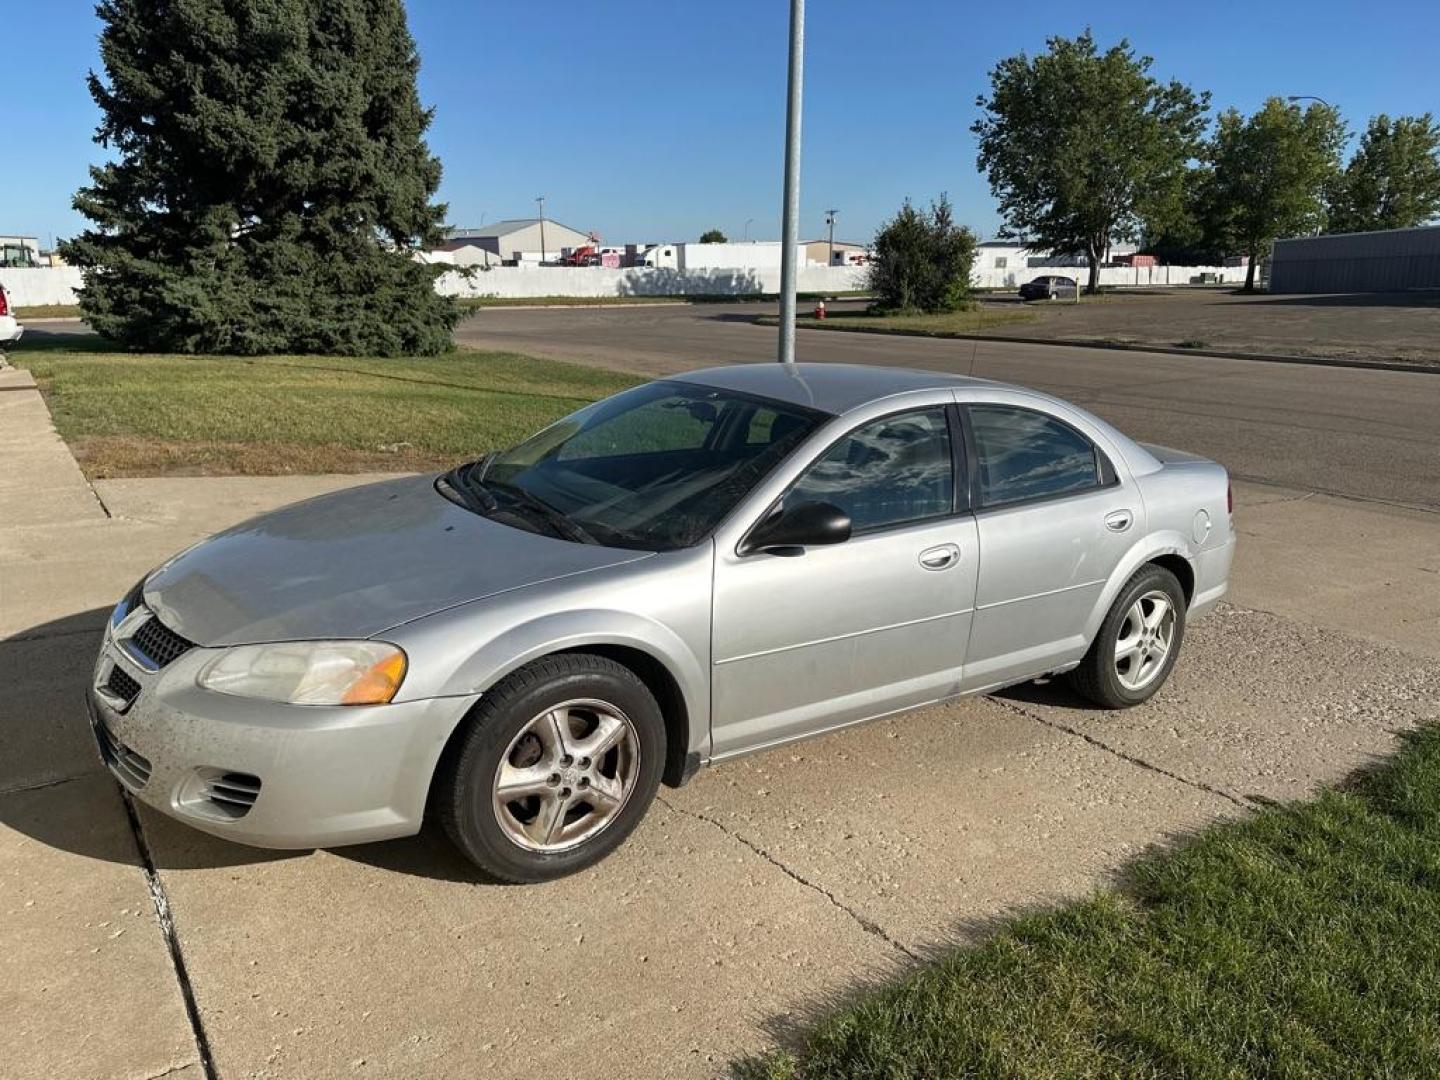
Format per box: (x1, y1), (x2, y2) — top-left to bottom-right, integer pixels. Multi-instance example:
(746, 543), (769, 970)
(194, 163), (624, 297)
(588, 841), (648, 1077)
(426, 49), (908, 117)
(813, 299), (827, 320)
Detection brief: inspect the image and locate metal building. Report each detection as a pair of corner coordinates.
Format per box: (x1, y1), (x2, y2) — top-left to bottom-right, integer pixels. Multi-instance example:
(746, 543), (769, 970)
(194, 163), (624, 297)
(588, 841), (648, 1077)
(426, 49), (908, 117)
(439, 218), (593, 264)
(1269, 224), (1440, 293)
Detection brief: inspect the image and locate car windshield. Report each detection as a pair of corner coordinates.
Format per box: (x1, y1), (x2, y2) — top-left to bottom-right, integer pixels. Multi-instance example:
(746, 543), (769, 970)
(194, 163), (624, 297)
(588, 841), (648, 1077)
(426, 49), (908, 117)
(459, 381), (826, 551)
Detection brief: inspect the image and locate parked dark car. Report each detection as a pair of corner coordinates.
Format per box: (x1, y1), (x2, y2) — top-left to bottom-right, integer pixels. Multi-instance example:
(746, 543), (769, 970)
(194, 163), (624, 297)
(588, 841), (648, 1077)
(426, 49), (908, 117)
(1019, 275), (1079, 301)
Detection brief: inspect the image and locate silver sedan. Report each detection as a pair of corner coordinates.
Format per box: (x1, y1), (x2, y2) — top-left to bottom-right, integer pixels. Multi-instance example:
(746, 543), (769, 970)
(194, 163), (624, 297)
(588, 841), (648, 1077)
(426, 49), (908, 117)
(89, 363), (1233, 882)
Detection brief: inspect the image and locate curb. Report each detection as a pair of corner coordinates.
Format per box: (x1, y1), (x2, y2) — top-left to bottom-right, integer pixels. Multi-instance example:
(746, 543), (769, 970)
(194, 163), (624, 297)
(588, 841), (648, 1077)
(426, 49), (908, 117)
(769, 319), (1440, 376)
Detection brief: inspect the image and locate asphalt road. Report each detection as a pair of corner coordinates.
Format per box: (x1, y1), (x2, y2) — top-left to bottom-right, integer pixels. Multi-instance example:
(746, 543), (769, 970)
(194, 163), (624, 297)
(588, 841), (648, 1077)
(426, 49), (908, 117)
(456, 302), (1440, 512)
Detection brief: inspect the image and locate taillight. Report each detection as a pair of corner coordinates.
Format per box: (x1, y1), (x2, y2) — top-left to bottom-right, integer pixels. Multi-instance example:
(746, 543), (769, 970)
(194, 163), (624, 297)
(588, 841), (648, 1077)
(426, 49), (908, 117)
(1226, 481), (1233, 515)
(0, 287), (9, 318)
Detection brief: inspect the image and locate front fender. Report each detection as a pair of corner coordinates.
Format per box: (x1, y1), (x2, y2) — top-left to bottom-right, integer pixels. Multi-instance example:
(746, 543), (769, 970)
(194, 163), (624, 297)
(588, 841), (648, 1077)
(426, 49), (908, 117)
(425, 608), (709, 762)
(1082, 530), (1196, 643)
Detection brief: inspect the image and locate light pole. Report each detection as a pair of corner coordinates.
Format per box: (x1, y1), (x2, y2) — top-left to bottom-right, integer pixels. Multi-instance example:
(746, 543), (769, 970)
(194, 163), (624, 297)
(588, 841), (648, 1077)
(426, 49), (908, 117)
(777, 0), (805, 365)
(535, 195), (546, 263)
(1286, 94), (1333, 110)
(744, 217), (755, 242)
(825, 208), (838, 266)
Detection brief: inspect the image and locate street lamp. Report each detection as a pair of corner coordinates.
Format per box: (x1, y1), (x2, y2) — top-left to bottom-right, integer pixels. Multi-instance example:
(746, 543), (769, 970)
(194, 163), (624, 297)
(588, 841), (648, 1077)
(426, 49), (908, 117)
(825, 208), (838, 266)
(777, 0), (805, 365)
(1286, 94), (1333, 109)
(744, 218), (755, 242)
(535, 195), (546, 263)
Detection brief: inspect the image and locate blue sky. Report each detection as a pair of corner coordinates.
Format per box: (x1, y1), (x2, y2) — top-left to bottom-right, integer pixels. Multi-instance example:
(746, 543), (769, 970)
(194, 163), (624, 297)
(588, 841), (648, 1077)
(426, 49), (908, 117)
(7, 1), (1439, 249)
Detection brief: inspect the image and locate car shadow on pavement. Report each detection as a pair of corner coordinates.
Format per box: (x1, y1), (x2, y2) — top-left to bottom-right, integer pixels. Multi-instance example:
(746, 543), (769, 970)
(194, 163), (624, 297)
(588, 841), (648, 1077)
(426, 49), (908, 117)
(1, 607), (495, 883)
(991, 676), (1096, 710)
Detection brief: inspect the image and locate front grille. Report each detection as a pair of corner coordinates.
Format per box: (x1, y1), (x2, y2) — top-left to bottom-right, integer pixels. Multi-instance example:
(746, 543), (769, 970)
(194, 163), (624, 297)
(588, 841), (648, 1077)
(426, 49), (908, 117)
(129, 615), (194, 669)
(96, 723), (152, 790)
(104, 665), (142, 707)
(202, 772), (262, 819)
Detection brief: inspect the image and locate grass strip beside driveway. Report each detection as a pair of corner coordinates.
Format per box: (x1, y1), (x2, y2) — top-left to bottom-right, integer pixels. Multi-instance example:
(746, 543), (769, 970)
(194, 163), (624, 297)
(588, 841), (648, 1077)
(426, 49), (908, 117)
(759, 307), (1037, 338)
(22, 342), (639, 476)
(741, 725), (1440, 1079)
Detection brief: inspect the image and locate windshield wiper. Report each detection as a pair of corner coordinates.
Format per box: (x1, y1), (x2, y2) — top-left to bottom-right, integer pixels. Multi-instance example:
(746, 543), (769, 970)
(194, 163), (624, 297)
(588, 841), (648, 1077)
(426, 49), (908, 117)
(440, 458), (499, 515)
(487, 479), (600, 545)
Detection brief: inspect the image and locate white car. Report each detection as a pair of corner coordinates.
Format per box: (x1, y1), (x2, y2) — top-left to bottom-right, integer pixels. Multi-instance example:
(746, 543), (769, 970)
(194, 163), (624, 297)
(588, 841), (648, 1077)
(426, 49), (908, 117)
(0, 284), (23, 348)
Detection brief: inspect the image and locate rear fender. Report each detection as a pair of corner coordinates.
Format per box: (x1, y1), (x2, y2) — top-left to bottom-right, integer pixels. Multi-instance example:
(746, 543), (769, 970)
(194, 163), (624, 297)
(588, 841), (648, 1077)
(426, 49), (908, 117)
(1082, 531), (1196, 644)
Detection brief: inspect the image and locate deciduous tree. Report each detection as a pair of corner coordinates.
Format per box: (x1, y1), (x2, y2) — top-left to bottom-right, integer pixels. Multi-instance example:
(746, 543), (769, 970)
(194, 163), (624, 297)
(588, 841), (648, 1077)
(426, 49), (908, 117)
(1204, 98), (1347, 290)
(698, 228), (727, 243)
(62, 0), (457, 355)
(1328, 114), (1440, 233)
(973, 32), (1208, 293)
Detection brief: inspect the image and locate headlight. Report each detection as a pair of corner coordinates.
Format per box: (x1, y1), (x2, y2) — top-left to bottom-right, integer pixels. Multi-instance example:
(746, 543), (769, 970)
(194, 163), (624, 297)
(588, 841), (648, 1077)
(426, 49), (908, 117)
(197, 641), (407, 706)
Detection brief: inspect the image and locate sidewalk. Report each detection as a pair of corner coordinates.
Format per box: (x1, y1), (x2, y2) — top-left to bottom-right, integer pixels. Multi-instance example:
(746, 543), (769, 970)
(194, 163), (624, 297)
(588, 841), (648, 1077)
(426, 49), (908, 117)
(1, 366), (202, 1078)
(3, 365), (1439, 1078)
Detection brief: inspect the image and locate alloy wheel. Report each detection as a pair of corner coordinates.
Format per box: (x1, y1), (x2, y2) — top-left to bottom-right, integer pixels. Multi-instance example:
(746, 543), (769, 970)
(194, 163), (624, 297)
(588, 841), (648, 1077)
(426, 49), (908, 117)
(1113, 590), (1176, 692)
(491, 699), (640, 853)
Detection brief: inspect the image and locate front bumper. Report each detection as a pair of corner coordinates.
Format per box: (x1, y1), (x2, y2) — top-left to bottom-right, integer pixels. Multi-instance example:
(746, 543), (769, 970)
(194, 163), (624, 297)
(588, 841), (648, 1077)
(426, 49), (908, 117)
(89, 617), (477, 850)
(0, 316), (23, 345)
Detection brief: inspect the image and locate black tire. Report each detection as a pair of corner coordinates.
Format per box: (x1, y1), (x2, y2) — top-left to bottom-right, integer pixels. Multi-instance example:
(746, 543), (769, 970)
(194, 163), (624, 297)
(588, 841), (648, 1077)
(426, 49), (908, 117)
(436, 653), (666, 883)
(1068, 564), (1187, 709)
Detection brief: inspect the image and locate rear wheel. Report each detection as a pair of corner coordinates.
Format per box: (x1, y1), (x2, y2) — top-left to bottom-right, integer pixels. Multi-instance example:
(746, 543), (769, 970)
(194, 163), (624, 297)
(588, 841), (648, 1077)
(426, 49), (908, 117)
(1068, 564), (1186, 709)
(436, 654), (665, 883)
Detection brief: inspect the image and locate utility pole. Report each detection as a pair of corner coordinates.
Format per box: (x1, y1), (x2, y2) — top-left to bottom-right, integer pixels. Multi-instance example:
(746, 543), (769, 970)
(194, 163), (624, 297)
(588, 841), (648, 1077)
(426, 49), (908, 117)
(825, 208), (838, 266)
(535, 195), (546, 263)
(744, 218), (755, 242)
(777, 0), (804, 364)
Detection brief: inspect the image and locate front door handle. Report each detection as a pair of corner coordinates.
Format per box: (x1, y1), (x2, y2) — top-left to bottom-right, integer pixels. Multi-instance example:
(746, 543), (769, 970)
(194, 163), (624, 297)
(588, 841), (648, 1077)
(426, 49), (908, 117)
(1105, 510), (1134, 532)
(918, 543), (960, 570)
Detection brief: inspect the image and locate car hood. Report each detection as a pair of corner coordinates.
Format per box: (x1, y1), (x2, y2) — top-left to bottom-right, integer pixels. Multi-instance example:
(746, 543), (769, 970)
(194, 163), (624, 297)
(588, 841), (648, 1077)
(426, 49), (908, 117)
(142, 474), (652, 646)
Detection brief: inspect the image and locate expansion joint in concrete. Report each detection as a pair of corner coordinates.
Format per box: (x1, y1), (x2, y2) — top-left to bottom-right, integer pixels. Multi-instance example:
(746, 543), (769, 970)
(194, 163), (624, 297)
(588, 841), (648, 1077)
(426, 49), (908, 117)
(119, 788), (217, 1080)
(657, 795), (919, 963)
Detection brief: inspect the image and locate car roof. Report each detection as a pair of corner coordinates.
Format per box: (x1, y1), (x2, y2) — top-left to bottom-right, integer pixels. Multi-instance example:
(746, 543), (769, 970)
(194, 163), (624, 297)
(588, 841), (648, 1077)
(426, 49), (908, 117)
(671, 363), (1004, 416)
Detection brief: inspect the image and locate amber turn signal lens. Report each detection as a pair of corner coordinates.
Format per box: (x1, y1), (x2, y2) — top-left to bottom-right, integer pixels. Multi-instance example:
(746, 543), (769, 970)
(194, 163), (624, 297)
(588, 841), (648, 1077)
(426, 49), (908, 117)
(341, 650), (408, 705)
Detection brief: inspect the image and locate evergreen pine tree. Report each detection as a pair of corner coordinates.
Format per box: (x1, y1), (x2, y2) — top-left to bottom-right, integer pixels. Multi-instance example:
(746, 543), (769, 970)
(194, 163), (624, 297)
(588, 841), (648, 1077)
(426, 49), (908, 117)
(62, 0), (457, 356)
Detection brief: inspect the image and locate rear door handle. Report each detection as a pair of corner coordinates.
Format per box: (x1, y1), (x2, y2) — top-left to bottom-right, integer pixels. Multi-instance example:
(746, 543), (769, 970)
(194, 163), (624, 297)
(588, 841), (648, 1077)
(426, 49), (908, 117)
(1105, 510), (1134, 532)
(918, 543), (960, 570)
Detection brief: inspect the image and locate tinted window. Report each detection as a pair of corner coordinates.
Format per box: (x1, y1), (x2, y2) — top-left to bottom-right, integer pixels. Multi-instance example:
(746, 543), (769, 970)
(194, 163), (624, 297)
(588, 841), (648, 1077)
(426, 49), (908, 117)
(484, 382), (822, 550)
(969, 405), (1101, 507)
(787, 408), (953, 532)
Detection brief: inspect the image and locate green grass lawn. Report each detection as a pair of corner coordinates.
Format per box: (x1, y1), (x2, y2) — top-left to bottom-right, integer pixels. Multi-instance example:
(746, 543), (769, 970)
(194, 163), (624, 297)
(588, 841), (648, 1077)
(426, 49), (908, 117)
(14, 303), (83, 320)
(740, 725), (1440, 1079)
(768, 306), (1037, 338)
(21, 337), (638, 476)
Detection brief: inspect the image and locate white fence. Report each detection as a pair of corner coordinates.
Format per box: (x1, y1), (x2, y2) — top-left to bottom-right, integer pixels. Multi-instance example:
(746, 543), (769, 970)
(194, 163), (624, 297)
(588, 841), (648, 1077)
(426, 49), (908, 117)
(973, 263), (1248, 289)
(2, 261), (1248, 310)
(436, 264), (867, 300)
(0, 266), (85, 307)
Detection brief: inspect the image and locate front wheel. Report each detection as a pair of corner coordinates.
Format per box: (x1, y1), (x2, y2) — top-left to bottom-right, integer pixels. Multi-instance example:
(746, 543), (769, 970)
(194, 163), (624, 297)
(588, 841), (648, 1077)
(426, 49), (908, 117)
(1068, 565), (1186, 709)
(436, 654), (665, 883)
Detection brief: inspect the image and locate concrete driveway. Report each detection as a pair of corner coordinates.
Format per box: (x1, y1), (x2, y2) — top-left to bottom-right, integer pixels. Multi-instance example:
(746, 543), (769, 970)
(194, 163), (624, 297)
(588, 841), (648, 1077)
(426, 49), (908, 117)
(4, 359), (1440, 1078)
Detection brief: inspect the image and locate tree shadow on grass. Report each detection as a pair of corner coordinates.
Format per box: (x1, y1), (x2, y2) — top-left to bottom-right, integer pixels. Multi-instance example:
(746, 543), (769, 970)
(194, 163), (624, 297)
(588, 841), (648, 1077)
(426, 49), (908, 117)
(10, 328), (122, 353)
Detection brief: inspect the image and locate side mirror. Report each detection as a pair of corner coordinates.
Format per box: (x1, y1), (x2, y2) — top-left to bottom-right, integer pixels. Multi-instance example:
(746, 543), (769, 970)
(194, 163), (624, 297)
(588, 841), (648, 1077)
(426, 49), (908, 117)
(741, 501), (851, 556)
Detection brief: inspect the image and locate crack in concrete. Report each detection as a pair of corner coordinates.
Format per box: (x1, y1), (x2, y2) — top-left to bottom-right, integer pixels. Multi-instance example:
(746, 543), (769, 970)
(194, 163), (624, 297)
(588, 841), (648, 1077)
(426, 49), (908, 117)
(118, 788), (218, 1080)
(990, 697), (1250, 810)
(0, 774), (86, 797)
(138, 1063), (201, 1080)
(657, 795), (919, 962)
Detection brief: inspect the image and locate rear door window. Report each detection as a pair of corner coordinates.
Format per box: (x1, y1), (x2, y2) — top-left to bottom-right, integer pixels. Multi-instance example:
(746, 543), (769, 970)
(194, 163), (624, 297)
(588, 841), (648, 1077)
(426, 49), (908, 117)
(967, 405), (1103, 508)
